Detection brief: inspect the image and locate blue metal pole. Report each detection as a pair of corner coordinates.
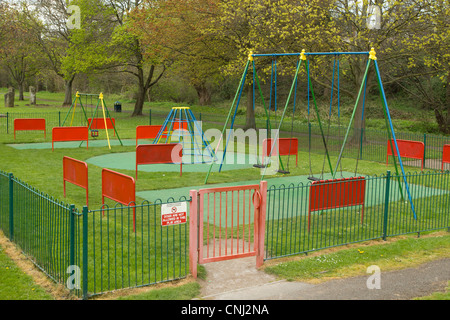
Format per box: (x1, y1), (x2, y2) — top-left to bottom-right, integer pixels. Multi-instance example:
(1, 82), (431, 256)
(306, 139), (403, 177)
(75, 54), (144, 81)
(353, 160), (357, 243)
(374, 59), (417, 220)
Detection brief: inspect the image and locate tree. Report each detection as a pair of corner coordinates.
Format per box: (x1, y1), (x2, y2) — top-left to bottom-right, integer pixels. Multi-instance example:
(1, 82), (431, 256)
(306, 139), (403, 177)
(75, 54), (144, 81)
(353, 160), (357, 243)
(130, 0), (229, 106)
(205, 0), (449, 136)
(21, 0), (81, 106)
(64, 0), (167, 116)
(0, 3), (42, 100)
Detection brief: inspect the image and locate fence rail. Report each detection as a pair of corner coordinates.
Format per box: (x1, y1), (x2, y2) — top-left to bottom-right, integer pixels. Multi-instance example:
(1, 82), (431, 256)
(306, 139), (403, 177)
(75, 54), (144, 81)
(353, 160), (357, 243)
(265, 170), (450, 261)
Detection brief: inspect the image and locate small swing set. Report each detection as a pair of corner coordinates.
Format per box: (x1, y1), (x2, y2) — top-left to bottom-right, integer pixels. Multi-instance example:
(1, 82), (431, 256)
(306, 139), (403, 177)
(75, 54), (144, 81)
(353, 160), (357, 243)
(204, 48), (418, 220)
(61, 91), (123, 149)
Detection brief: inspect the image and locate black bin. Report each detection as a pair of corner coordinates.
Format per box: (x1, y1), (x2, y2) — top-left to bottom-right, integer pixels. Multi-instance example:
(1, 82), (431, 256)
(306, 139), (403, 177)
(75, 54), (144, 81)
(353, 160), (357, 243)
(114, 101), (122, 112)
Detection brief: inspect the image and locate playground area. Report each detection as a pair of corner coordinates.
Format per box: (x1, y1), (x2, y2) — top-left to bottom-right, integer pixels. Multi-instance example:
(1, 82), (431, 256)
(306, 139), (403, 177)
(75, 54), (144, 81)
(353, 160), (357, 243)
(1, 50), (449, 299)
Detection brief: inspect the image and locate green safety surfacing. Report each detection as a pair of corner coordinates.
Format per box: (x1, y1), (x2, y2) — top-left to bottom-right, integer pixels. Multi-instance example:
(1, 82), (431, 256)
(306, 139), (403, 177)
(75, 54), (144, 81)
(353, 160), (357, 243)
(86, 150), (259, 172)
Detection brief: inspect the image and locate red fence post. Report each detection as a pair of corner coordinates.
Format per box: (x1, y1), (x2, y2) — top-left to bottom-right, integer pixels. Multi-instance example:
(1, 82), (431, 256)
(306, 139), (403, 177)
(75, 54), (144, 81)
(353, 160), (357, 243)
(189, 189), (199, 278)
(256, 180), (267, 268)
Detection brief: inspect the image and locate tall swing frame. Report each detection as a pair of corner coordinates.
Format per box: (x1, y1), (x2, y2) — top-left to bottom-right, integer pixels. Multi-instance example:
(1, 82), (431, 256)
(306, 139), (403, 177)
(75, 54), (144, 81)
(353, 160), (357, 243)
(62, 91), (123, 149)
(205, 48), (417, 220)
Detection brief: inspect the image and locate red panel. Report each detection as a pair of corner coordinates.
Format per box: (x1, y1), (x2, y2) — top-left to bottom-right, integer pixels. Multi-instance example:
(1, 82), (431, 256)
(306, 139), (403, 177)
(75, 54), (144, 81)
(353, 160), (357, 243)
(386, 139), (424, 170)
(52, 126), (89, 151)
(102, 169), (136, 231)
(88, 118), (115, 136)
(442, 144), (450, 171)
(262, 138), (298, 166)
(135, 143), (183, 178)
(308, 177), (366, 231)
(136, 125), (163, 144)
(14, 118), (46, 139)
(63, 157), (88, 206)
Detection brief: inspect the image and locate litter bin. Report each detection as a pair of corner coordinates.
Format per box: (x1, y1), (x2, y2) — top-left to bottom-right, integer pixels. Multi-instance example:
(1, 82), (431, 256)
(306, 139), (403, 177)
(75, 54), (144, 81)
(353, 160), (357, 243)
(114, 101), (122, 112)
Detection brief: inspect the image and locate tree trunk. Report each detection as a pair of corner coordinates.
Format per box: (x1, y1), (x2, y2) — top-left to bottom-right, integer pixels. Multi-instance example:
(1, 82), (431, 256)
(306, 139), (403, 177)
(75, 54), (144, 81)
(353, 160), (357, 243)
(245, 82), (256, 130)
(133, 84), (146, 116)
(194, 83), (211, 106)
(132, 66), (146, 116)
(18, 82), (24, 101)
(63, 75), (75, 106)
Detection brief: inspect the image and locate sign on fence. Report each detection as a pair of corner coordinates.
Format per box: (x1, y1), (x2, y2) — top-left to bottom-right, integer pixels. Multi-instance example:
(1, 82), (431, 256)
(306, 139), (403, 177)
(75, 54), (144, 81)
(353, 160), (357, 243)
(161, 202), (187, 226)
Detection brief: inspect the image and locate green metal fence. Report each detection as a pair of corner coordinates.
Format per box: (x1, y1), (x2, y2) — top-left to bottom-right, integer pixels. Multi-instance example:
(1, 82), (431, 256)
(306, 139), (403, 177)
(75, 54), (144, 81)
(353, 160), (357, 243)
(86, 198), (189, 298)
(0, 170), (190, 299)
(265, 170), (450, 261)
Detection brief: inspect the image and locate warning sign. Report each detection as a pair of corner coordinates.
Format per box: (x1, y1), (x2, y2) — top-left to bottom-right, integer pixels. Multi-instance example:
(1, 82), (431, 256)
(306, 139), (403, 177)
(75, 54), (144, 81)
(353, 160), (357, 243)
(161, 202), (187, 226)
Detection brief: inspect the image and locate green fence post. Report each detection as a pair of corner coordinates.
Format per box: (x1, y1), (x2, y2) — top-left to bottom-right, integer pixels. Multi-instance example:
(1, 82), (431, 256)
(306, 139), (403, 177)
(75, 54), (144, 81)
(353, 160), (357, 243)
(82, 206), (88, 300)
(8, 173), (13, 241)
(423, 133), (427, 169)
(6, 112), (9, 134)
(58, 111), (61, 127)
(69, 204), (75, 269)
(383, 171), (391, 241)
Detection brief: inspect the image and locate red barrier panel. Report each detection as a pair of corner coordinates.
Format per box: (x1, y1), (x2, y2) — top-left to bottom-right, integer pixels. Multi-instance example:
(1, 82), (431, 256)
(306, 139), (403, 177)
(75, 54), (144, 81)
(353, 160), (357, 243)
(135, 143), (183, 179)
(442, 144), (450, 171)
(63, 157), (88, 206)
(52, 126), (89, 151)
(136, 125), (163, 145)
(88, 118), (115, 136)
(308, 177), (366, 232)
(262, 138), (298, 166)
(14, 118), (46, 139)
(387, 139), (424, 170)
(102, 169), (136, 231)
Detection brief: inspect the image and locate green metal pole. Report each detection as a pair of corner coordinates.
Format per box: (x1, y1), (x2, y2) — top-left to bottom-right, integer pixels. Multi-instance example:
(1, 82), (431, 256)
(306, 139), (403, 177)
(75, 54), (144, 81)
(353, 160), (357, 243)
(8, 173), (14, 241)
(383, 170), (391, 241)
(69, 204), (75, 270)
(333, 58), (371, 178)
(204, 59), (250, 184)
(82, 206), (88, 300)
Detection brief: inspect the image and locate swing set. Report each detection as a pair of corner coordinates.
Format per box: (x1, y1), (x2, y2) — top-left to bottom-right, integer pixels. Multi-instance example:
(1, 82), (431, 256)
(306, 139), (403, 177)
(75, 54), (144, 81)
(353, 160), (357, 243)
(61, 91), (123, 149)
(204, 48), (417, 220)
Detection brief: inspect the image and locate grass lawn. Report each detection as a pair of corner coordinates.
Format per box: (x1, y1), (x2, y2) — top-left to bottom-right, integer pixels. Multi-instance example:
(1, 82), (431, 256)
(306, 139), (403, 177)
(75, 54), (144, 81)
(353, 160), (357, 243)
(0, 241), (54, 300)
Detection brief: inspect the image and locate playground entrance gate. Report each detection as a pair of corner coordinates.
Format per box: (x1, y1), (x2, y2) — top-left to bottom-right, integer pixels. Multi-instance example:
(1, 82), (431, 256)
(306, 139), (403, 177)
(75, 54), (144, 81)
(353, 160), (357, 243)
(189, 181), (267, 278)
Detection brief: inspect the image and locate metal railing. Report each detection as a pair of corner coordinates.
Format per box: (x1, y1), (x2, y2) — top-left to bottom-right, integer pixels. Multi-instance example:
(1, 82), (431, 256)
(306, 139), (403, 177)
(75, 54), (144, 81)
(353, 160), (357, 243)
(264, 170), (450, 261)
(0, 170), (190, 299)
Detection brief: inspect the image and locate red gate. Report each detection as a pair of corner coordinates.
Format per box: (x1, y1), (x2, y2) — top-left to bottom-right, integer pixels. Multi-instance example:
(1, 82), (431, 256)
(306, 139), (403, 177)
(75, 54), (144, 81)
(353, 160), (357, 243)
(189, 181), (267, 278)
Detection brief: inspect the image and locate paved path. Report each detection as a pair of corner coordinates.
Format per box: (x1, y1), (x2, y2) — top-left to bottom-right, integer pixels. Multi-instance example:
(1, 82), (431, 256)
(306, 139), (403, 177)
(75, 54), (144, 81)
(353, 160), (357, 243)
(196, 257), (450, 300)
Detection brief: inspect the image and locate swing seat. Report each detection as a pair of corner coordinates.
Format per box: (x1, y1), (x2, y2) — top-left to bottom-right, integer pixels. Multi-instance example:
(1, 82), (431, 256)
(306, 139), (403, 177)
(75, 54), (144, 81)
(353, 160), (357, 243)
(253, 164), (268, 168)
(307, 176), (320, 182)
(277, 170), (290, 174)
(91, 129), (99, 137)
